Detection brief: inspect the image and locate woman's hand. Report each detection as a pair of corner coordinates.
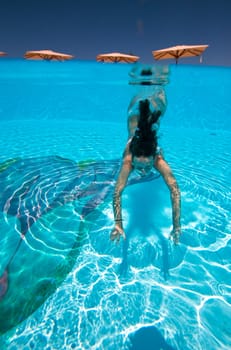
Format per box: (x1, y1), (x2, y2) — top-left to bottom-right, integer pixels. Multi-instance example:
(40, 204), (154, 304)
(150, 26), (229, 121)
(110, 224), (126, 243)
(169, 227), (182, 245)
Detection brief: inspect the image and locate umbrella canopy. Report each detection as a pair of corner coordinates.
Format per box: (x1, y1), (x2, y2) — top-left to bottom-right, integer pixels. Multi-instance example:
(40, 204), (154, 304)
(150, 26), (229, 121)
(96, 52), (139, 63)
(152, 44), (209, 64)
(0, 51), (7, 57)
(24, 49), (74, 61)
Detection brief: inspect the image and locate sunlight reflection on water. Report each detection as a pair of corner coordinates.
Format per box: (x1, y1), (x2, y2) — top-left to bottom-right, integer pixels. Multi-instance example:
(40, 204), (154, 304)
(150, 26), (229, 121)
(0, 61), (230, 350)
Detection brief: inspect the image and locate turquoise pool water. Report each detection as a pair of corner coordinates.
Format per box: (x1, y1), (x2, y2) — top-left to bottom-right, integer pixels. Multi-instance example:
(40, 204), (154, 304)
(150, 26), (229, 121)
(0, 60), (230, 349)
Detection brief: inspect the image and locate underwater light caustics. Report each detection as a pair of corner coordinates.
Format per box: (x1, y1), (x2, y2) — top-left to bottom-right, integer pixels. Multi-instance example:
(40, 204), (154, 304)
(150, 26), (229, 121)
(0, 156), (159, 335)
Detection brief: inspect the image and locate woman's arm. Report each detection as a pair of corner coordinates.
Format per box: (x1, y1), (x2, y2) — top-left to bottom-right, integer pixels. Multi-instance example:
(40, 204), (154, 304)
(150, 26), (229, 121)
(155, 155), (181, 244)
(110, 157), (132, 242)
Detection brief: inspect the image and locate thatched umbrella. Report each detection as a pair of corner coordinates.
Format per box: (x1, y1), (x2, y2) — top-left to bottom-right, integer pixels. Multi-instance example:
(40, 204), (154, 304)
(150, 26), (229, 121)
(152, 44), (209, 64)
(0, 51), (7, 57)
(24, 49), (74, 61)
(96, 52), (139, 63)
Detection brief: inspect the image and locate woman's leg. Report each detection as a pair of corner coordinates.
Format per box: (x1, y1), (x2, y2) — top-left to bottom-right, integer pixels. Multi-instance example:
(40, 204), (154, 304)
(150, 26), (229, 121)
(126, 87), (167, 138)
(127, 114), (139, 139)
(149, 88), (167, 115)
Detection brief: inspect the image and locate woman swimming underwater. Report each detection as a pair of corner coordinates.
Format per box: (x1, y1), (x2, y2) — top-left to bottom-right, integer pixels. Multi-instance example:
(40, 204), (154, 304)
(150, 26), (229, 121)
(110, 92), (181, 245)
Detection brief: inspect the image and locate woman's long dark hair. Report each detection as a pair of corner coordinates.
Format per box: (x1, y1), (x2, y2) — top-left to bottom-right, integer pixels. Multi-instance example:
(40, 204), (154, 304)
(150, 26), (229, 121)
(129, 99), (161, 157)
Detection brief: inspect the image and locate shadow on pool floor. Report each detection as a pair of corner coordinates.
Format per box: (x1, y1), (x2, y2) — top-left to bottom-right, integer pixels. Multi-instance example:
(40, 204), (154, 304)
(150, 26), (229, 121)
(129, 326), (176, 350)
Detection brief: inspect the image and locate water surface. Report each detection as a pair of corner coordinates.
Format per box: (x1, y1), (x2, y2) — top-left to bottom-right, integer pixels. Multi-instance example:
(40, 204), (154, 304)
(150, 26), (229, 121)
(0, 59), (230, 350)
